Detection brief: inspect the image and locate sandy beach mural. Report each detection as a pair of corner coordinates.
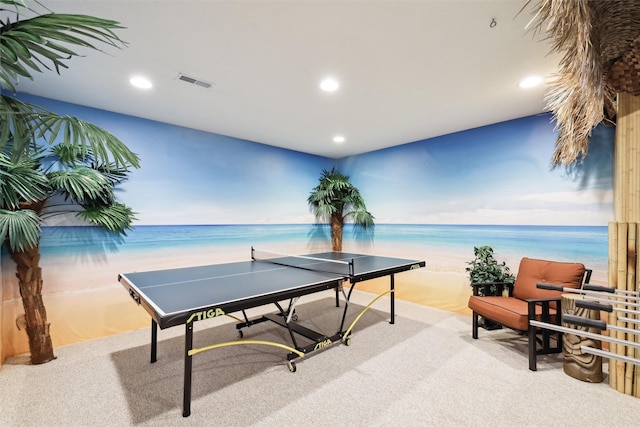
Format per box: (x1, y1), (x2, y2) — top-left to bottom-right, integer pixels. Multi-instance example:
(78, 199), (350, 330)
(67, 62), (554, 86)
(1, 95), (614, 359)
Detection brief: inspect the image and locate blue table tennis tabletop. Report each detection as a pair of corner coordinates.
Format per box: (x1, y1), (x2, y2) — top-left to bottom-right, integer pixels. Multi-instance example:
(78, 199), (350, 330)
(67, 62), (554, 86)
(118, 250), (425, 417)
(119, 251), (425, 329)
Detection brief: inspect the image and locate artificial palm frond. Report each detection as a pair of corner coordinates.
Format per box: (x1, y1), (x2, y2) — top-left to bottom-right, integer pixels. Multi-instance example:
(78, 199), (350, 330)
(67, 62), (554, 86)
(0, 208), (41, 252)
(33, 114), (141, 169)
(0, 95), (141, 169)
(47, 167), (112, 203)
(76, 202), (136, 234)
(91, 162), (129, 186)
(0, 149), (49, 209)
(0, 3), (126, 93)
(0, 95), (44, 156)
(47, 140), (134, 188)
(49, 141), (92, 165)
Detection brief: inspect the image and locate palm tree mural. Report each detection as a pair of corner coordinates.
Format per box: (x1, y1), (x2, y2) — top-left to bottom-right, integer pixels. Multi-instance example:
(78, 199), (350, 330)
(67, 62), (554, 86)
(307, 168), (374, 251)
(0, 0), (139, 364)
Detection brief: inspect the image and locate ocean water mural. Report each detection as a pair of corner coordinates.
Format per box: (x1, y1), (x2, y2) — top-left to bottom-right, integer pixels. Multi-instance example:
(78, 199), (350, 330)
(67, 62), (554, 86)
(37, 223), (608, 277)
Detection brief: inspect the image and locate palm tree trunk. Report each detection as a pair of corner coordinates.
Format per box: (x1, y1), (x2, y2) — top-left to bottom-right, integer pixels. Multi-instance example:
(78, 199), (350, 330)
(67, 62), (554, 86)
(330, 213), (344, 252)
(10, 245), (55, 364)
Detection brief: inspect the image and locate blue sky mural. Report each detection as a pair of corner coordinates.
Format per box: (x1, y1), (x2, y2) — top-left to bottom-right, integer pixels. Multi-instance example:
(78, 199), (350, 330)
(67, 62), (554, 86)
(15, 95), (613, 228)
(17, 94), (334, 226)
(341, 115), (614, 226)
(116, 125), (331, 225)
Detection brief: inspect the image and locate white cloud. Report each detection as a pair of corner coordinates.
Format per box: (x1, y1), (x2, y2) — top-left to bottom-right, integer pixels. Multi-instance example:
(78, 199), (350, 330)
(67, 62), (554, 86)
(377, 206), (613, 226)
(517, 189), (613, 205)
(136, 202), (317, 225)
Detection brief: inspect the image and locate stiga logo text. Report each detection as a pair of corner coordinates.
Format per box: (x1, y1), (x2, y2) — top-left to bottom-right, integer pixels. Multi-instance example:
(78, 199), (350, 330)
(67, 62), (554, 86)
(187, 308), (225, 323)
(314, 339), (332, 351)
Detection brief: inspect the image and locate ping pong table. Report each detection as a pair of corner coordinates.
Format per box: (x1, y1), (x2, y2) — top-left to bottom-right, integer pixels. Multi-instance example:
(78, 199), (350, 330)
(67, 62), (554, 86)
(118, 248), (425, 417)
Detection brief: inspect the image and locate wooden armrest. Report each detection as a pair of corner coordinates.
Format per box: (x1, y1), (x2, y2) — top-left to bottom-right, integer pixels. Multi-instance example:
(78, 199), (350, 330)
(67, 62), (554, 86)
(526, 297), (561, 324)
(525, 297), (561, 304)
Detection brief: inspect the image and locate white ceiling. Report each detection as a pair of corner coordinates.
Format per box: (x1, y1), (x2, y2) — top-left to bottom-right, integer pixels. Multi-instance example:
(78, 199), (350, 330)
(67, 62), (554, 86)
(12, 0), (560, 159)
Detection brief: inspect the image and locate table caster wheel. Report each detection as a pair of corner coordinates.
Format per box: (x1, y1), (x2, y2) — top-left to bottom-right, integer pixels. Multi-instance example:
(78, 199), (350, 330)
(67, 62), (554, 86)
(344, 337), (351, 346)
(237, 330), (244, 339)
(288, 361), (297, 373)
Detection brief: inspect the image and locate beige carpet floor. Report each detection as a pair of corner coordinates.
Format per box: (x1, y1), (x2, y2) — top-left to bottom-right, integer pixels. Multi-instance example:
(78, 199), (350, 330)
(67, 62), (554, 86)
(1, 289), (639, 426)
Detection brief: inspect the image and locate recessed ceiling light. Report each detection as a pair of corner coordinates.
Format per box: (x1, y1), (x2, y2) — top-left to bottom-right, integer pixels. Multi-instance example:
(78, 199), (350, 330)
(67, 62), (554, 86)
(333, 135), (345, 143)
(130, 75), (153, 89)
(320, 78), (339, 92)
(519, 76), (543, 89)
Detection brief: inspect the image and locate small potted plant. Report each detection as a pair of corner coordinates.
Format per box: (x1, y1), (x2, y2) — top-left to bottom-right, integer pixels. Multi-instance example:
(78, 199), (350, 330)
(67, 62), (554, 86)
(466, 246), (515, 329)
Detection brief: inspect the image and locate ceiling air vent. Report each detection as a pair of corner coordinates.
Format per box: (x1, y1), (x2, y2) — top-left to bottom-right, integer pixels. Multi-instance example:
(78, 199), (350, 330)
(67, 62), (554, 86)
(176, 73), (213, 89)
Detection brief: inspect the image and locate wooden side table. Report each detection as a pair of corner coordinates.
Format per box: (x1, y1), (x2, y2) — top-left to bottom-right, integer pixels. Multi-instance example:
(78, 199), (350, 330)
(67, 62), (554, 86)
(561, 294), (603, 382)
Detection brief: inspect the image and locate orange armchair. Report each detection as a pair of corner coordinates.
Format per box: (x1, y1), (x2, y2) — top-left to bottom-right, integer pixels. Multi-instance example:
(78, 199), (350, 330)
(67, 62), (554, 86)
(468, 257), (591, 371)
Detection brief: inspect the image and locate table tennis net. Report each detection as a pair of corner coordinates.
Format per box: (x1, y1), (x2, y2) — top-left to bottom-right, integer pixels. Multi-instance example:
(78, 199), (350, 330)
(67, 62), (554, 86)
(251, 248), (354, 277)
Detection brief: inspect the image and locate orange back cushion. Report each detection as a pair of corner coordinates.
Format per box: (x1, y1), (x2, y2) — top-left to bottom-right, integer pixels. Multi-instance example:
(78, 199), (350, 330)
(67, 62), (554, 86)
(512, 257), (586, 301)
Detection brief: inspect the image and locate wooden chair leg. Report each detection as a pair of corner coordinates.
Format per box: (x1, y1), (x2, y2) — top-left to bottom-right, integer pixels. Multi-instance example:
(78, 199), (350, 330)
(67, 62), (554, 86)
(528, 325), (537, 371)
(472, 312), (479, 339)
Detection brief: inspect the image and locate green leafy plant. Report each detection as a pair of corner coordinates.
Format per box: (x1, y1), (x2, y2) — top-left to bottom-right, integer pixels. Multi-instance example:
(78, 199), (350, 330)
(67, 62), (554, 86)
(466, 246), (515, 296)
(0, 0), (139, 364)
(307, 168), (374, 251)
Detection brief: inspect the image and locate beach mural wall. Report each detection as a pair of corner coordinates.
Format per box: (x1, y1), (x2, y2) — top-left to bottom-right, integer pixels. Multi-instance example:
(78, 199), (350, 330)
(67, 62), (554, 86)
(0, 94), (614, 361)
(337, 115), (613, 310)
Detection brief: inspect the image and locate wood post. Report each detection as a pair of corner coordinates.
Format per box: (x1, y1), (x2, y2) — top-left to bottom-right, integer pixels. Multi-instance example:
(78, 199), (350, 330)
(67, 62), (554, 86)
(608, 92), (640, 397)
(615, 92), (640, 222)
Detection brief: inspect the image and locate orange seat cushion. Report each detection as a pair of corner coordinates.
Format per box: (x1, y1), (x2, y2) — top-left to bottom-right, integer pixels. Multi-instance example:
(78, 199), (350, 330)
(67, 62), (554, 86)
(468, 295), (558, 331)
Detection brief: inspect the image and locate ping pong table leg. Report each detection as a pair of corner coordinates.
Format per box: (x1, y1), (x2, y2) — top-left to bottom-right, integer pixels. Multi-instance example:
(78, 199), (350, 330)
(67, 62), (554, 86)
(183, 323), (194, 417)
(150, 320), (159, 363)
(390, 274), (395, 324)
